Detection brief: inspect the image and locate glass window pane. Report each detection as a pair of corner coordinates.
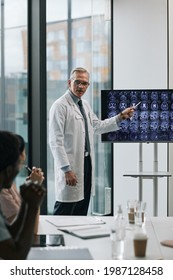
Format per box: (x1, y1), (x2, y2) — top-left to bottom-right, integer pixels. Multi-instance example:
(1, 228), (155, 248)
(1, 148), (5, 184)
(90, 0), (112, 215)
(47, 0), (67, 22)
(71, 0), (92, 19)
(0, 0), (28, 186)
(4, 0), (27, 28)
(46, 0), (68, 213)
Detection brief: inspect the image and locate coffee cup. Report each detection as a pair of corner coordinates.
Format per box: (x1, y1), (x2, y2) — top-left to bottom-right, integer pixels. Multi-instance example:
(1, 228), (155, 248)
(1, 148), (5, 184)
(133, 232), (148, 257)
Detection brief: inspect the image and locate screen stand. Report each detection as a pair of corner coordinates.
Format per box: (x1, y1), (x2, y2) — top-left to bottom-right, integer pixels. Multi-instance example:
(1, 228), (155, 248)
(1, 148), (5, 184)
(124, 143), (171, 216)
(153, 143), (158, 216)
(138, 143), (143, 202)
(138, 143), (158, 216)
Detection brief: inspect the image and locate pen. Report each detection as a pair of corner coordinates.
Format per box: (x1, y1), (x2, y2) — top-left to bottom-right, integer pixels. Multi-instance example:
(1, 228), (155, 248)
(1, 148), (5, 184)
(133, 101), (141, 108)
(25, 165), (32, 173)
(130, 101), (141, 121)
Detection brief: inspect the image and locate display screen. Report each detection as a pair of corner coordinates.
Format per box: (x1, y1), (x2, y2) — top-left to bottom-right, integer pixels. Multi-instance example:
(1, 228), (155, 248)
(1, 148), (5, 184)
(101, 89), (173, 142)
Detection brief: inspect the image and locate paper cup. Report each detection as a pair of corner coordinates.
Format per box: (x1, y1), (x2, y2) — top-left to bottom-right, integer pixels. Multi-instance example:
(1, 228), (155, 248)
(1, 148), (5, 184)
(133, 232), (148, 257)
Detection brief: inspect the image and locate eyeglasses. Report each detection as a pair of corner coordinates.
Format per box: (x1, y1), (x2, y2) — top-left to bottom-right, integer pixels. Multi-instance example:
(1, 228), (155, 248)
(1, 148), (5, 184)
(72, 79), (90, 87)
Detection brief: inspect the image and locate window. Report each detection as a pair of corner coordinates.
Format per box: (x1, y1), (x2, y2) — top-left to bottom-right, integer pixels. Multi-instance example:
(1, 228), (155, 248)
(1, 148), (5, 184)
(1, 0), (112, 215)
(0, 0), (28, 186)
(46, 0), (112, 215)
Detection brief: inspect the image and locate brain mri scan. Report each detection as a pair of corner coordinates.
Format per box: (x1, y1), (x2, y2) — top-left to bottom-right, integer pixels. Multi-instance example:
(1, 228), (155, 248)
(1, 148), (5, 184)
(101, 89), (173, 142)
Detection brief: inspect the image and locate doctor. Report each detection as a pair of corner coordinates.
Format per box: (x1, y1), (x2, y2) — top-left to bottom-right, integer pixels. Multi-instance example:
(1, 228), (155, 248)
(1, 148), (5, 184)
(49, 67), (134, 215)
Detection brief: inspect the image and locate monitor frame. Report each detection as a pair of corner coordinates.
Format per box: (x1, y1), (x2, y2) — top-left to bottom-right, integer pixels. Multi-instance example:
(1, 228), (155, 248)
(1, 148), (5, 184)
(101, 89), (173, 143)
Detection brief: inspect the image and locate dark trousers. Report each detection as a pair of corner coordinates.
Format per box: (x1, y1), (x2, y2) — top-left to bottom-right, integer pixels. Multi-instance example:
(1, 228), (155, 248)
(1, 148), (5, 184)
(53, 156), (92, 215)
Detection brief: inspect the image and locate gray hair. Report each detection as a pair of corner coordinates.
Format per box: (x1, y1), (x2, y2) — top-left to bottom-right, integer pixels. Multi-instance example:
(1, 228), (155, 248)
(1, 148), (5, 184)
(70, 67), (89, 80)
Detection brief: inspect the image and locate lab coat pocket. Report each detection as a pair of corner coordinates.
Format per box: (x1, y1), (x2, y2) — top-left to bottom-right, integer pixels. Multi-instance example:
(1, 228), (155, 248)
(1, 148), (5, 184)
(75, 113), (83, 120)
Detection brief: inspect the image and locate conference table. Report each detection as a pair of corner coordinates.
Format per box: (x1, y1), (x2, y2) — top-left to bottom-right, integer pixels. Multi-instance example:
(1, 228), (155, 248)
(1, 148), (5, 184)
(28, 215), (173, 260)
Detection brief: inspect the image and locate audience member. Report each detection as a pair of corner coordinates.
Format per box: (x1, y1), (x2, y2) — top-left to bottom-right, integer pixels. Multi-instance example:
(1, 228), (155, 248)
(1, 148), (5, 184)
(0, 131), (46, 260)
(0, 134), (44, 225)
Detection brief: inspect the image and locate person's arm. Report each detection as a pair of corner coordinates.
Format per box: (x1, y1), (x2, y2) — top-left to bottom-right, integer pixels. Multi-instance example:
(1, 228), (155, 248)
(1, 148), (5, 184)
(0, 185), (21, 223)
(91, 104), (134, 134)
(49, 100), (79, 185)
(6, 200), (26, 237)
(49, 101), (70, 168)
(0, 181), (46, 260)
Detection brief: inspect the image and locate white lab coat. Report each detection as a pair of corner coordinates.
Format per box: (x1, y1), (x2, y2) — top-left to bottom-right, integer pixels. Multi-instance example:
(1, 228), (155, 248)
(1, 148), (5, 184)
(49, 90), (120, 202)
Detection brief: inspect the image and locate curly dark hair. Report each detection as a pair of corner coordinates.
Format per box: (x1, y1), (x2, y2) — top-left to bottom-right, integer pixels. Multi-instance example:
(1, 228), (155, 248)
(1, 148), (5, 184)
(16, 134), (25, 154)
(0, 131), (20, 172)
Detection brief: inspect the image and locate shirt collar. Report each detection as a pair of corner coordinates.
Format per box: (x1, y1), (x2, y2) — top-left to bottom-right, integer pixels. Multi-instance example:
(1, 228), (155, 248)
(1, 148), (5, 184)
(69, 90), (80, 104)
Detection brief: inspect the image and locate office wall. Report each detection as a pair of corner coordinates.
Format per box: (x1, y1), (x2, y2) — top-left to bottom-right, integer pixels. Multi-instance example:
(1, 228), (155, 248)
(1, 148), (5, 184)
(113, 0), (168, 216)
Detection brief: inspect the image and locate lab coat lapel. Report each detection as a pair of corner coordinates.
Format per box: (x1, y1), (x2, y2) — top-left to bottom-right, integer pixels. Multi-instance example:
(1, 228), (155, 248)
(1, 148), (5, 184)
(65, 90), (83, 117)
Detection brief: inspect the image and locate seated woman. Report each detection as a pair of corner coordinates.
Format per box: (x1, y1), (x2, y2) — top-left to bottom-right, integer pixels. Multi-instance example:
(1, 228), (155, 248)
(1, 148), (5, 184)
(0, 134), (44, 225)
(0, 130), (46, 260)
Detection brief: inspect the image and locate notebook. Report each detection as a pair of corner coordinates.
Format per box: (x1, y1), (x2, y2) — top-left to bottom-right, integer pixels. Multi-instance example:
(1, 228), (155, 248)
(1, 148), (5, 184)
(45, 216), (105, 228)
(59, 225), (110, 239)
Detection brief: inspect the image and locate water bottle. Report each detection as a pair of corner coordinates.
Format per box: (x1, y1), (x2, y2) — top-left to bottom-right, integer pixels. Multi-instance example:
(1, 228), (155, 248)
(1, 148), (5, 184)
(111, 205), (126, 260)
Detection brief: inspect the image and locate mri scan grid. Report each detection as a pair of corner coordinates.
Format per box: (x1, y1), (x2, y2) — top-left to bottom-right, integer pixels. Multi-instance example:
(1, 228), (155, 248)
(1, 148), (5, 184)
(101, 90), (173, 142)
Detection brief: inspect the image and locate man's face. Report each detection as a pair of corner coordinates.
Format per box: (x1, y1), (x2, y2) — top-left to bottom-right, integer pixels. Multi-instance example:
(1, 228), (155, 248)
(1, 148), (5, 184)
(68, 71), (90, 98)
